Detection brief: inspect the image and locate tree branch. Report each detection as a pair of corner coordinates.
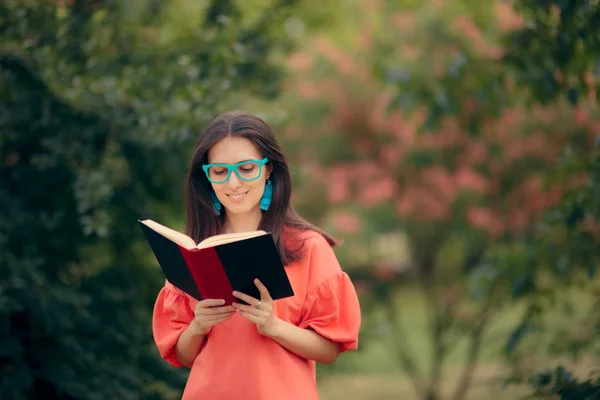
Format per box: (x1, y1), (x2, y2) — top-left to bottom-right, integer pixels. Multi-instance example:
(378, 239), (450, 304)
(450, 278), (502, 400)
(422, 274), (446, 400)
(385, 293), (427, 400)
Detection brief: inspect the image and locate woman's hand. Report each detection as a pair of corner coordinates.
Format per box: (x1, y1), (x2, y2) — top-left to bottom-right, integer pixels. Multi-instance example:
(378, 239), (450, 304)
(191, 299), (235, 336)
(232, 279), (280, 337)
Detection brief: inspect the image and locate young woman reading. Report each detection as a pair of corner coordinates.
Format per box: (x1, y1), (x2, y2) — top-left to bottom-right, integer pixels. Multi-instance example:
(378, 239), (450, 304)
(152, 111), (361, 399)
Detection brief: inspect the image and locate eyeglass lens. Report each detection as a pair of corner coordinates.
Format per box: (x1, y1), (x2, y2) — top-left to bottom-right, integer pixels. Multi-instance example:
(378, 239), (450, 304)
(208, 162), (260, 183)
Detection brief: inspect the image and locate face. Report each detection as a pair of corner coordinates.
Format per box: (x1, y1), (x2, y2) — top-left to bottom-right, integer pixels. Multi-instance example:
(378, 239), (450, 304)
(206, 136), (272, 217)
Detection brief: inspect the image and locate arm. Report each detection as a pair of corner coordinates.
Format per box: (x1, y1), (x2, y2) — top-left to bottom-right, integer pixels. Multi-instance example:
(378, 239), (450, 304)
(267, 319), (341, 365)
(175, 299), (236, 368)
(232, 279), (342, 365)
(175, 323), (207, 368)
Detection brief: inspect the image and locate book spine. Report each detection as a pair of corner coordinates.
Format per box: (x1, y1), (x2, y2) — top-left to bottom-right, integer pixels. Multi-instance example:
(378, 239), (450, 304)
(179, 247), (236, 305)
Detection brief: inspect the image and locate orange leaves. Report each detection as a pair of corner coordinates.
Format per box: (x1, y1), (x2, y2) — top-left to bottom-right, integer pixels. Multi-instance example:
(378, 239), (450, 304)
(314, 36), (367, 78)
(326, 162), (399, 207)
(295, 82), (320, 100)
(279, 0), (600, 243)
(358, 177), (399, 207)
(391, 13), (416, 31)
(330, 210), (362, 234)
(582, 215), (600, 239)
(454, 168), (488, 193)
(467, 207), (503, 237)
(327, 165), (352, 204)
(421, 166), (458, 202)
(394, 166), (489, 223)
(494, 1), (525, 32)
(379, 145), (405, 168)
(460, 140), (488, 167)
(395, 185), (451, 221)
(453, 15), (504, 59)
(287, 52), (313, 71)
(452, 15), (483, 43)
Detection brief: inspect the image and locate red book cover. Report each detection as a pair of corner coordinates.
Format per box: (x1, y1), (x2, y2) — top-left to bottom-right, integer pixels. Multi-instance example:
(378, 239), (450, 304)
(138, 220), (294, 304)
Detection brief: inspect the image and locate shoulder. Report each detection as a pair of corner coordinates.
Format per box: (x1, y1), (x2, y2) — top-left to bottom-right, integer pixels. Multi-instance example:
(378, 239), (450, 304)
(303, 230), (334, 252)
(293, 228), (327, 243)
(282, 227), (334, 256)
(284, 228), (344, 287)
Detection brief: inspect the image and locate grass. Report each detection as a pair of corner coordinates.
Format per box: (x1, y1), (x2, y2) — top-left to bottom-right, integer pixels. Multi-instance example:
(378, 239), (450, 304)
(315, 282), (599, 400)
(318, 365), (528, 400)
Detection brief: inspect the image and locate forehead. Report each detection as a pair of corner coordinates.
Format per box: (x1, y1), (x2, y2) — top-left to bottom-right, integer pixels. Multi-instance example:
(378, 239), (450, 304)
(207, 136), (262, 164)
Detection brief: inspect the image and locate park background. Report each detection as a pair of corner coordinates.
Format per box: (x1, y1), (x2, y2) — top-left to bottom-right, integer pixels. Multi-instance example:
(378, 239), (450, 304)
(1, 1), (599, 399)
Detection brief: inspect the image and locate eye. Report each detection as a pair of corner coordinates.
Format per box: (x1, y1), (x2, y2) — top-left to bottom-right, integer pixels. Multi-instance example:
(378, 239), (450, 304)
(211, 167), (227, 175)
(239, 164), (256, 173)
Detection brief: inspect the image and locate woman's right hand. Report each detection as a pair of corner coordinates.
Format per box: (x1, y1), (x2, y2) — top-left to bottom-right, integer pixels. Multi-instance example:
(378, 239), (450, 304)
(191, 299), (236, 336)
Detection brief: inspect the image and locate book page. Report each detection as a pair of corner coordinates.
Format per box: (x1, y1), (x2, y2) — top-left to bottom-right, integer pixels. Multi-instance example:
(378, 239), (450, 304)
(139, 219), (197, 250)
(197, 230), (267, 249)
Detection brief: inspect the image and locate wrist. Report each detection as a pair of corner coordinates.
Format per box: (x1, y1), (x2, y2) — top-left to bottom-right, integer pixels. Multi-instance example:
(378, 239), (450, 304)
(265, 318), (286, 339)
(189, 321), (210, 337)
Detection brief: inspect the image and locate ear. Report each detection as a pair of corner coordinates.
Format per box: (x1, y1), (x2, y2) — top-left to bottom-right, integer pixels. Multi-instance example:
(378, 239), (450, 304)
(266, 162), (273, 179)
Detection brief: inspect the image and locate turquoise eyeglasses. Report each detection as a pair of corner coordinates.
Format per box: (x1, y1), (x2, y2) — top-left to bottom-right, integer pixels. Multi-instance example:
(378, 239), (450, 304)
(202, 157), (269, 184)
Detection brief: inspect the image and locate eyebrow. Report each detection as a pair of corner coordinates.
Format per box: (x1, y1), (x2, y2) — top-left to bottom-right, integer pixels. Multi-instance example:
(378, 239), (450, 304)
(208, 158), (258, 164)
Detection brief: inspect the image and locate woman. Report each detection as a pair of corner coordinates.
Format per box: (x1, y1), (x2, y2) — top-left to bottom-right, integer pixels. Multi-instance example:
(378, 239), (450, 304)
(152, 111), (361, 399)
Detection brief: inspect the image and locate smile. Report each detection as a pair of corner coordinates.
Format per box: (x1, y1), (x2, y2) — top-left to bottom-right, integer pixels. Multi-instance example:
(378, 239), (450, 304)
(227, 192), (248, 200)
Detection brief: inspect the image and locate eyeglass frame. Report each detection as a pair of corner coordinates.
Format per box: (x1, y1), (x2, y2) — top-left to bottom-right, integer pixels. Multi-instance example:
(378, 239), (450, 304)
(201, 157), (270, 184)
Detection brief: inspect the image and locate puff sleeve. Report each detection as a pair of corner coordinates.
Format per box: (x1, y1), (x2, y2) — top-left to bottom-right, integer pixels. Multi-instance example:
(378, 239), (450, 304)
(298, 235), (361, 353)
(152, 282), (195, 367)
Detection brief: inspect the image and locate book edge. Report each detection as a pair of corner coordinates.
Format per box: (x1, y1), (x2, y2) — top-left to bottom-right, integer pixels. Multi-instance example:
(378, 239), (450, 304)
(196, 230), (268, 249)
(138, 219), (196, 250)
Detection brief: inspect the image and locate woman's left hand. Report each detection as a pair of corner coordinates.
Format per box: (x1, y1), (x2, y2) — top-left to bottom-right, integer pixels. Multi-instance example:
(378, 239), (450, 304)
(232, 279), (280, 337)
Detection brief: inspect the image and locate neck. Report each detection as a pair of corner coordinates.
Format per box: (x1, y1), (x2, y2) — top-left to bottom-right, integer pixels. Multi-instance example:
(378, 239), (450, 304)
(223, 210), (263, 234)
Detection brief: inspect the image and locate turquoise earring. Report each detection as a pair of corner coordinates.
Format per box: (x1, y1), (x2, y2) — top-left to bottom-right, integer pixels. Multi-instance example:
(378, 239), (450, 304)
(260, 179), (272, 211)
(210, 191), (222, 215)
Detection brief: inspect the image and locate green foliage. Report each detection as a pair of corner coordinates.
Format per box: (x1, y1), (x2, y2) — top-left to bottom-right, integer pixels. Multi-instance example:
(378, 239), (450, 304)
(273, 0), (600, 398)
(506, 0), (600, 106)
(497, 4), (600, 394)
(1, 54), (181, 400)
(526, 366), (600, 400)
(0, 0), (298, 398)
(383, 0), (600, 397)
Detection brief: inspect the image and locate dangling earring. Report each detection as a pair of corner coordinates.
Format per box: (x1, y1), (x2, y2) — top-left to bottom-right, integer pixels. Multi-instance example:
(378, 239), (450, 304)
(210, 191), (222, 215)
(260, 179), (272, 211)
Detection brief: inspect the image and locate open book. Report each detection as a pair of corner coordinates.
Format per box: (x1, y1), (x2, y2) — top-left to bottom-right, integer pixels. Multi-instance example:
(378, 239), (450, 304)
(138, 219), (294, 304)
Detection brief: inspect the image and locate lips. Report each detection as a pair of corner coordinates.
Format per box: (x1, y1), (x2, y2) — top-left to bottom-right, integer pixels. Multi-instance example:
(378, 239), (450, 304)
(227, 192), (248, 200)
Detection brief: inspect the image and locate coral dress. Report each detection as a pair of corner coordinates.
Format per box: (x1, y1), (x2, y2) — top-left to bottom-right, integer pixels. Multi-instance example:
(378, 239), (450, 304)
(152, 230), (362, 400)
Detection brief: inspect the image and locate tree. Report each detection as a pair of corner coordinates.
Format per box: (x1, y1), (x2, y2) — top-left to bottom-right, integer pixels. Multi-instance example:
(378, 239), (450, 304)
(275, 0), (599, 399)
(497, 1), (600, 396)
(0, 0), (299, 398)
(378, 0), (600, 397)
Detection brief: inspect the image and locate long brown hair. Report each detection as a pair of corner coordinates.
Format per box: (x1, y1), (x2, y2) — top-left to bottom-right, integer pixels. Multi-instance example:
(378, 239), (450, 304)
(184, 111), (338, 265)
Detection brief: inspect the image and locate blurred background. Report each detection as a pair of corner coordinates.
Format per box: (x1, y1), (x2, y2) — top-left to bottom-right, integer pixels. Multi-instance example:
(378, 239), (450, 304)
(2, 1), (599, 399)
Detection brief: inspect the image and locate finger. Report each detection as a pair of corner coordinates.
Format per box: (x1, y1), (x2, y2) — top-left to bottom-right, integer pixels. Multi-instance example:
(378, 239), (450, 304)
(197, 312), (235, 324)
(198, 299), (226, 308)
(196, 305), (235, 315)
(232, 291), (259, 306)
(197, 311), (235, 320)
(254, 279), (272, 300)
(239, 310), (262, 324)
(232, 302), (268, 315)
(201, 312), (235, 324)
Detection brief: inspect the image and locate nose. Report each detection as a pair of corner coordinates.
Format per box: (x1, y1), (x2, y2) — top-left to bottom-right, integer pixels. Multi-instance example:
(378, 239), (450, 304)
(227, 171), (243, 189)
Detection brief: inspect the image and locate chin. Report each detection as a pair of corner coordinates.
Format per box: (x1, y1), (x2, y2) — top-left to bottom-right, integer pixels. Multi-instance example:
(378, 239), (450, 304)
(225, 203), (261, 215)
(218, 192), (262, 216)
